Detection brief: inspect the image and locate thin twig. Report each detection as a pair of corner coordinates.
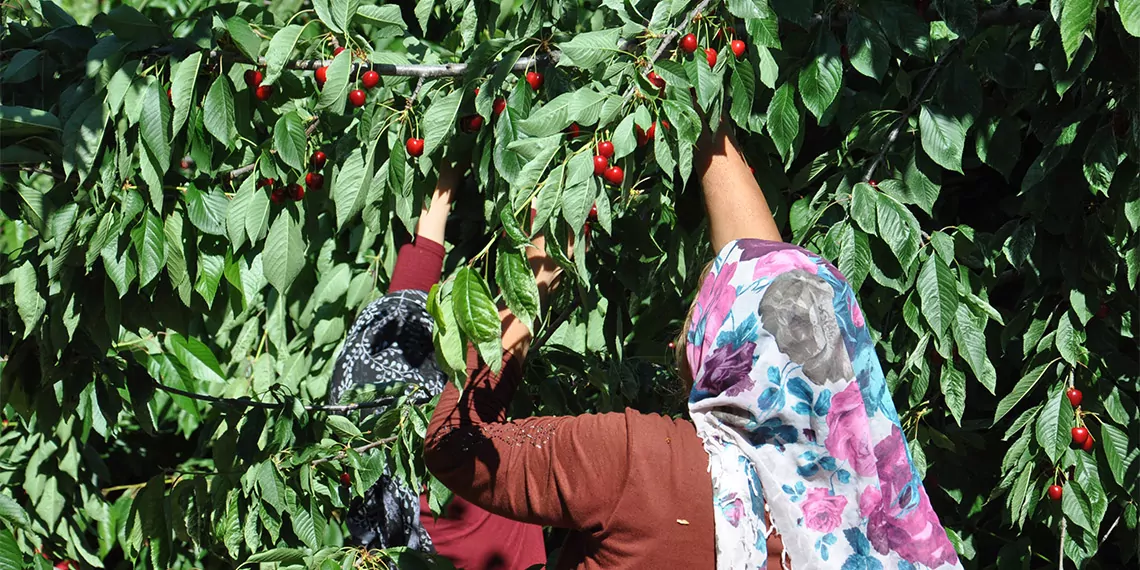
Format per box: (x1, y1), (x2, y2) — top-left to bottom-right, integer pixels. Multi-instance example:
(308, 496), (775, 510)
(1100, 512), (1122, 542)
(646, 0), (716, 68)
(862, 41), (962, 183)
(531, 297), (581, 352)
(205, 49), (557, 78)
(1058, 517), (1066, 570)
(409, 75), (427, 105)
(311, 436), (398, 467)
(224, 163), (257, 180)
(152, 378), (397, 413)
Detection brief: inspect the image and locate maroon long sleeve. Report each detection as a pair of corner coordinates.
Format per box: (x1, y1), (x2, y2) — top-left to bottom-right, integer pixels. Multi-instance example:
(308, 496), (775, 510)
(424, 347), (721, 569)
(387, 237), (546, 570)
(388, 237), (446, 294)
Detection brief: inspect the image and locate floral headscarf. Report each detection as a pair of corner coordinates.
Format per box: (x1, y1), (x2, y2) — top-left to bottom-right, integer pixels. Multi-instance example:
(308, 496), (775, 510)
(687, 239), (962, 570)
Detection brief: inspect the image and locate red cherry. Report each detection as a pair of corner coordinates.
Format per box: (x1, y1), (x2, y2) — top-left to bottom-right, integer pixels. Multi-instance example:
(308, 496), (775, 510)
(1071, 427), (1089, 445)
(668, 341), (676, 350)
(647, 122), (657, 140)
(589, 203), (598, 219)
(255, 85), (273, 101)
(474, 87), (480, 95)
(680, 33), (698, 54)
(179, 158), (191, 169)
(525, 71), (544, 90)
(270, 187), (287, 204)
(1047, 485), (1063, 501)
(305, 172), (324, 190)
(406, 138), (425, 157)
(167, 89), (172, 100)
(731, 39), (747, 59)
(593, 155), (609, 176)
(566, 122), (581, 139)
(244, 69), (263, 88)
(362, 70), (380, 90)
(1095, 304), (1109, 319)
(54, 561), (72, 570)
(311, 151), (327, 170)
(349, 89), (366, 107)
(705, 47), (718, 67)
(340, 472), (351, 486)
(598, 140), (614, 158)
(868, 179), (878, 188)
(258, 177), (276, 188)
(749, 166), (756, 175)
(1066, 388), (1083, 407)
(333, 47), (346, 57)
(289, 183), (305, 201)
(315, 66), (328, 85)
(603, 165), (623, 185)
(647, 71), (666, 89)
(492, 98), (507, 117)
(1081, 435), (1095, 452)
(461, 114), (484, 132)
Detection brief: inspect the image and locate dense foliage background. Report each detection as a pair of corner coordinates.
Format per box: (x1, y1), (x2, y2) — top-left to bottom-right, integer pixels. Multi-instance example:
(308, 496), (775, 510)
(0, 0), (1137, 568)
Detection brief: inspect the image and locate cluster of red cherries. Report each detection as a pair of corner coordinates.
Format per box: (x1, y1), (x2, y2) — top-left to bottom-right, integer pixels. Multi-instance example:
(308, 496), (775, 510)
(261, 150), (327, 204)
(1045, 387), (1093, 502)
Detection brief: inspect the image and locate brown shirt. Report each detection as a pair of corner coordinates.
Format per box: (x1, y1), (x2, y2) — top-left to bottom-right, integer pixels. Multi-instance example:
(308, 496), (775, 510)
(425, 348), (786, 569)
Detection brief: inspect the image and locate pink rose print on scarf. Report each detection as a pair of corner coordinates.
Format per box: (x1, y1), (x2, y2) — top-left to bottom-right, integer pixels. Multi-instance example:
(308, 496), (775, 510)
(801, 488), (848, 533)
(697, 342), (757, 396)
(719, 493), (745, 527)
(859, 485), (882, 518)
(824, 383), (877, 476)
(750, 250), (821, 280)
(848, 292), (865, 328)
(690, 262), (739, 364)
(865, 427), (960, 567)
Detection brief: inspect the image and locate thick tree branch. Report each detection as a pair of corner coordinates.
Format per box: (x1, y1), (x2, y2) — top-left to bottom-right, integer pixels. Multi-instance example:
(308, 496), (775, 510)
(151, 378), (397, 413)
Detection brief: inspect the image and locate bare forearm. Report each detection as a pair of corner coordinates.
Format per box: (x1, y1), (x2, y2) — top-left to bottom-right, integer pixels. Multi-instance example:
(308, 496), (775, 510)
(415, 161), (463, 244)
(695, 125), (782, 250)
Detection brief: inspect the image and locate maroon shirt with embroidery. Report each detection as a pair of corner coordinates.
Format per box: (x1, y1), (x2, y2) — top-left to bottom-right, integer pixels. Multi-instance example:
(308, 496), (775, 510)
(390, 238), (547, 570)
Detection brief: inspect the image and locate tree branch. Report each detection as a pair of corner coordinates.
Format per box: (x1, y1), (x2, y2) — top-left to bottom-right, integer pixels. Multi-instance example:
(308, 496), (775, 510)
(151, 378), (397, 413)
(310, 436), (398, 467)
(862, 41), (962, 183)
(646, 0), (717, 69)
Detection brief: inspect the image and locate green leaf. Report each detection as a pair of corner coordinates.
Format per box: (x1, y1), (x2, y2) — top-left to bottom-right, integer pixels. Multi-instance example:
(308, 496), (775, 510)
(561, 152), (595, 230)
(1099, 422), (1133, 487)
(326, 415), (362, 439)
(1121, 0), (1140, 37)
(920, 105), (966, 173)
(1083, 126), (1118, 195)
(1034, 384), (1073, 463)
(767, 82), (799, 162)
(1, 49), (40, 83)
(975, 116), (1021, 181)
(1055, 311), (1087, 366)
(132, 210), (165, 287)
(245, 183), (271, 244)
(185, 185), (228, 235)
(0, 494), (31, 532)
(355, 5), (404, 27)
(917, 254), (957, 337)
(940, 364), (966, 426)
(273, 111), (307, 173)
(264, 24), (305, 85)
(170, 52), (201, 137)
(316, 50), (352, 112)
(933, 0), (977, 38)
(262, 211), (306, 294)
(140, 85), (171, 171)
(452, 267), (500, 344)
(1062, 480), (1096, 533)
(166, 332), (225, 384)
(1059, 0), (1095, 64)
(839, 224), (872, 290)
(333, 147), (370, 229)
(953, 304), (997, 393)
(225, 17), (262, 62)
(846, 14), (890, 81)
(875, 194), (921, 268)
(0, 529), (22, 570)
(12, 261), (44, 336)
(798, 28), (843, 119)
(226, 176), (254, 249)
(0, 105), (60, 136)
(422, 90), (463, 157)
(850, 182), (878, 233)
(729, 63), (756, 129)
(203, 75), (236, 148)
(557, 28), (621, 69)
(496, 249), (540, 334)
(993, 363), (1051, 424)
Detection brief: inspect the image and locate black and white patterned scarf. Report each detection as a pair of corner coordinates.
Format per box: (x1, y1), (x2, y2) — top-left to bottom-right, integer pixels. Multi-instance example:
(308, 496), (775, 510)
(329, 289), (446, 552)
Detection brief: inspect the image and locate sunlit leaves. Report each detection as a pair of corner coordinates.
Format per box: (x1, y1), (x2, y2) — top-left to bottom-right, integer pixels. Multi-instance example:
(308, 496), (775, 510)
(557, 28), (621, 69)
(203, 75), (237, 148)
(846, 14), (889, 81)
(919, 105), (967, 173)
(264, 24), (305, 85)
(262, 211), (305, 294)
(273, 111), (307, 173)
(767, 82), (799, 163)
(798, 28), (843, 119)
(1035, 384), (1073, 463)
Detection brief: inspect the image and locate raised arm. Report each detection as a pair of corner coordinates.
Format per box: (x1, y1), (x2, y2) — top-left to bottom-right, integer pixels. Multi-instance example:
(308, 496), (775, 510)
(423, 234), (633, 531)
(387, 157), (465, 293)
(695, 123), (783, 250)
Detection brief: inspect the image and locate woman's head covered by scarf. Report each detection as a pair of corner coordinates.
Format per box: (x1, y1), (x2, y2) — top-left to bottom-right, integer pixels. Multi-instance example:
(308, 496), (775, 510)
(682, 239), (962, 570)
